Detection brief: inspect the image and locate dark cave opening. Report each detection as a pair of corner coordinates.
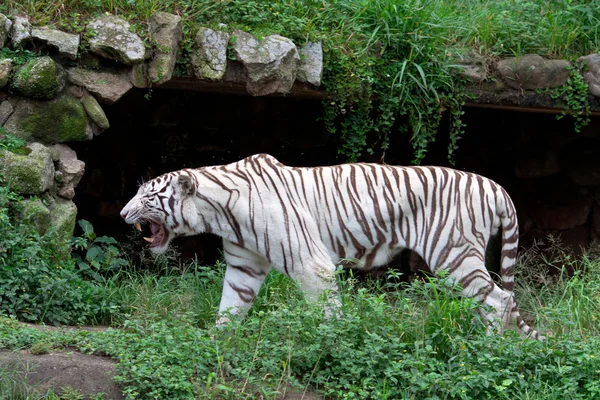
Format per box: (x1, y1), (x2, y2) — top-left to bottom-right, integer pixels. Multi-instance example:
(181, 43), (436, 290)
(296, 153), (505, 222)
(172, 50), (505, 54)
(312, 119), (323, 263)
(69, 88), (600, 273)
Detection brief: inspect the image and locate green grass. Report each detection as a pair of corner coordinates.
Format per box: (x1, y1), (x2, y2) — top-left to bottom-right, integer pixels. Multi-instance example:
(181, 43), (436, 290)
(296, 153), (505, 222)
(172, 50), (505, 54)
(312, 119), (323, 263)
(2, 0), (598, 162)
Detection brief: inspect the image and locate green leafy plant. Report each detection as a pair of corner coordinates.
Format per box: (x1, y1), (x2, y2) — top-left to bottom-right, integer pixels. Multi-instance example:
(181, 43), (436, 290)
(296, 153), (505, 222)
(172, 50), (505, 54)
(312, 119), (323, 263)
(0, 191), (118, 325)
(547, 63), (592, 133)
(0, 130), (28, 154)
(0, 48), (37, 68)
(72, 219), (129, 281)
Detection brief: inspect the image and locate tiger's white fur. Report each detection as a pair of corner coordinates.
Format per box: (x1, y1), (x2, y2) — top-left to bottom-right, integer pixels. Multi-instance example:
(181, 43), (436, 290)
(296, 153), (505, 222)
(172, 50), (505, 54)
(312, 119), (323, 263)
(120, 153), (540, 339)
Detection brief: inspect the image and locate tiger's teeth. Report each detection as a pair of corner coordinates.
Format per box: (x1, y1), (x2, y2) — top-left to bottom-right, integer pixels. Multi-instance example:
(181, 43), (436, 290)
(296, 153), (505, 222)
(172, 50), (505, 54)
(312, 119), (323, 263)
(134, 222), (142, 231)
(143, 237), (153, 243)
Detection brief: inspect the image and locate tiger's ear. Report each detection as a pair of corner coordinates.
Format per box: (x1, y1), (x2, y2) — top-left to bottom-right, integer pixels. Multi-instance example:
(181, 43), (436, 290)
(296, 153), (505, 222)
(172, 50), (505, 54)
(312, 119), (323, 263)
(176, 174), (196, 196)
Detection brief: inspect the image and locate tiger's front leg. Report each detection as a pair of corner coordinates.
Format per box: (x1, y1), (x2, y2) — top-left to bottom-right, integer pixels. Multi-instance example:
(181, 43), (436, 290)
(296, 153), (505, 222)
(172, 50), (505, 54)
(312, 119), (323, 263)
(216, 240), (271, 326)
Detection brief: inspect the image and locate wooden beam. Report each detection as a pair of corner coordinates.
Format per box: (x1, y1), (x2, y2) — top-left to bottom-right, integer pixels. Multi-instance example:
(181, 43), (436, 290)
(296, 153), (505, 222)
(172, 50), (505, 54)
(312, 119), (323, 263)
(156, 77), (325, 99)
(156, 77), (600, 116)
(464, 102), (600, 116)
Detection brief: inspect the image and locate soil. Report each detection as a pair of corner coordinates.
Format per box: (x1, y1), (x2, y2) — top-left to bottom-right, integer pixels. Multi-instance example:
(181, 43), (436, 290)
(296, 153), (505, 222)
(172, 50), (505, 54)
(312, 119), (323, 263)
(0, 348), (124, 399)
(0, 323), (319, 400)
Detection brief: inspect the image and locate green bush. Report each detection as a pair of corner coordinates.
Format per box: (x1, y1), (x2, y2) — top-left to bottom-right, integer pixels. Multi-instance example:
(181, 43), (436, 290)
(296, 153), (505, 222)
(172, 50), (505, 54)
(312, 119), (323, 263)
(0, 188), (119, 325)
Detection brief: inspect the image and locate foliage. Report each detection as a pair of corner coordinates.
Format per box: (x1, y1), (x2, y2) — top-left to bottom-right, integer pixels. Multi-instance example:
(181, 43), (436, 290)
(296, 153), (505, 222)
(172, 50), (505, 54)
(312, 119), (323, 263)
(0, 130), (31, 157)
(0, 191), (118, 325)
(72, 219), (129, 281)
(0, 47), (37, 67)
(546, 63), (592, 133)
(2, 0), (598, 162)
(3, 256), (600, 399)
(0, 130), (26, 152)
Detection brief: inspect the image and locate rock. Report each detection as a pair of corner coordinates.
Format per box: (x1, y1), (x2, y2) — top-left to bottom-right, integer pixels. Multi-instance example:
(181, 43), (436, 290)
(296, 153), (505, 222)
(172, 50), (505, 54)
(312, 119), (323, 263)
(297, 41), (323, 86)
(86, 15), (145, 65)
(67, 67), (133, 104)
(232, 30), (300, 96)
(514, 148), (560, 178)
(560, 137), (600, 187)
(0, 142), (54, 195)
(52, 144), (85, 200)
(0, 58), (12, 88)
(13, 56), (67, 100)
(191, 27), (229, 81)
(450, 51), (487, 83)
(10, 15), (31, 47)
(223, 60), (248, 83)
(579, 53), (600, 97)
(80, 92), (110, 130)
(0, 100), (13, 124)
(524, 178), (593, 230)
(558, 225), (590, 258)
(31, 27), (80, 60)
(129, 63), (149, 88)
(147, 12), (182, 85)
(497, 54), (569, 90)
(0, 13), (11, 48)
(4, 94), (91, 143)
(590, 204), (600, 243)
(47, 197), (78, 255)
(20, 198), (51, 235)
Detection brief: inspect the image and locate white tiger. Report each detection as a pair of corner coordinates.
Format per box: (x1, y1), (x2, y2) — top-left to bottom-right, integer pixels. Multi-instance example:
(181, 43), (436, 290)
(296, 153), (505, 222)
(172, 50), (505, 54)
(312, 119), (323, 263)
(120, 153), (540, 339)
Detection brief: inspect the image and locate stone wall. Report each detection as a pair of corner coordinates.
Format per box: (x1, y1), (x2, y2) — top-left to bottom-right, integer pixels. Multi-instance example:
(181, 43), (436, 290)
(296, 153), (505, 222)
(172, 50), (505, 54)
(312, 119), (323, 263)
(1, 11), (600, 257)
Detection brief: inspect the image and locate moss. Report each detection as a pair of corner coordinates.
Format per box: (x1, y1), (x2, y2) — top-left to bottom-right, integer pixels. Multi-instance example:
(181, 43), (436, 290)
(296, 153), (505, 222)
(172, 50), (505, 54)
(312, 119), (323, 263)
(81, 94), (110, 129)
(48, 198), (78, 258)
(13, 56), (66, 100)
(21, 94), (89, 143)
(0, 145), (54, 195)
(130, 63), (148, 87)
(20, 198), (51, 235)
(0, 58), (12, 88)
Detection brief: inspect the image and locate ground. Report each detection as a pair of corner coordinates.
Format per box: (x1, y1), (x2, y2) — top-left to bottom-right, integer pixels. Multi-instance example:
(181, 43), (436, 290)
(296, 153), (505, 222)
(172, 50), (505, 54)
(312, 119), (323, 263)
(0, 348), (124, 399)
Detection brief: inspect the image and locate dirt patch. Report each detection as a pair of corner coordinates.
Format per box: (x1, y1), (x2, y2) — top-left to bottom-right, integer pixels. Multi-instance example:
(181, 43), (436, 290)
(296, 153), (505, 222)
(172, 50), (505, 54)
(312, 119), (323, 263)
(0, 349), (124, 399)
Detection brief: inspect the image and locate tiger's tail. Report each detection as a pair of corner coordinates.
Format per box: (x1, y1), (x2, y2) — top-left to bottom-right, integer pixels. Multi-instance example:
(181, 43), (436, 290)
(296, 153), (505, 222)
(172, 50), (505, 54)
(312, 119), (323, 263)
(497, 186), (541, 340)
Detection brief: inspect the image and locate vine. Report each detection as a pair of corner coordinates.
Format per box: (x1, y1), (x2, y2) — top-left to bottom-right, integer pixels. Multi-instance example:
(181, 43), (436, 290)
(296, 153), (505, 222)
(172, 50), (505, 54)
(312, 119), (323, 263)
(548, 63), (592, 133)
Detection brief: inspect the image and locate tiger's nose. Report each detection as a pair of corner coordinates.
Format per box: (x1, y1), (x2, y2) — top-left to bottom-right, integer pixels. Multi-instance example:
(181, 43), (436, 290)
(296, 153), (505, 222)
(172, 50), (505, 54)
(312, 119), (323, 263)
(120, 208), (127, 219)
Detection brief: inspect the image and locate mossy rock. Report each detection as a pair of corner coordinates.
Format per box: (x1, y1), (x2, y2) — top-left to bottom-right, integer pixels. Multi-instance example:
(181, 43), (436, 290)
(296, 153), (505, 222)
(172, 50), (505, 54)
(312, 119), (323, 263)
(3, 94), (91, 143)
(81, 94), (110, 129)
(0, 143), (55, 195)
(0, 58), (12, 89)
(13, 56), (67, 100)
(20, 198), (51, 235)
(48, 198), (78, 258)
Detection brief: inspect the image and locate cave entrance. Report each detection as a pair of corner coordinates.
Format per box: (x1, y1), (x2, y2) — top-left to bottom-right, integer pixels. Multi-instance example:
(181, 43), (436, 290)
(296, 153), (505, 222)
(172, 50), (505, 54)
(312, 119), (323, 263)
(69, 88), (600, 271)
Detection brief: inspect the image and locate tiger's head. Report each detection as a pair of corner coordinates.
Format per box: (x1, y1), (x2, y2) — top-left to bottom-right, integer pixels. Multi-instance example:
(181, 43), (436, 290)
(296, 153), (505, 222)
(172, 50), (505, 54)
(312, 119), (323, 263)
(120, 173), (199, 254)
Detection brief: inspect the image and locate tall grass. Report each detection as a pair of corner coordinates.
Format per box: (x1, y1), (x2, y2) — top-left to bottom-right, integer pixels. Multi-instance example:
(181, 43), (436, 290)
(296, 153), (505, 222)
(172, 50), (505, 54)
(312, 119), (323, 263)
(1, 0), (597, 58)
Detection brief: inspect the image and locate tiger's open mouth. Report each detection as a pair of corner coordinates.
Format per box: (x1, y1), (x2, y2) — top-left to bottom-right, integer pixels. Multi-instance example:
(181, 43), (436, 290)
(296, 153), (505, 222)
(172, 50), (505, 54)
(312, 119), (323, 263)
(133, 220), (168, 248)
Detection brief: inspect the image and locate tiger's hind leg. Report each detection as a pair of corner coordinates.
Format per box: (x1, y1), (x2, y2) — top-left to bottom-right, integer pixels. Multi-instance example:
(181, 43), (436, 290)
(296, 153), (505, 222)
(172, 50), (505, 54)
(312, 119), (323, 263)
(477, 284), (514, 335)
(444, 256), (513, 335)
(288, 258), (342, 319)
(216, 240), (271, 326)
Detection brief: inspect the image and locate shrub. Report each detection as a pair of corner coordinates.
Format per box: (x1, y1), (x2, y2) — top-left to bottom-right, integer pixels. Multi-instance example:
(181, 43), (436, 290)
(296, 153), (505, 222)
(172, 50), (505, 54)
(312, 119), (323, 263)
(0, 188), (119, 325)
